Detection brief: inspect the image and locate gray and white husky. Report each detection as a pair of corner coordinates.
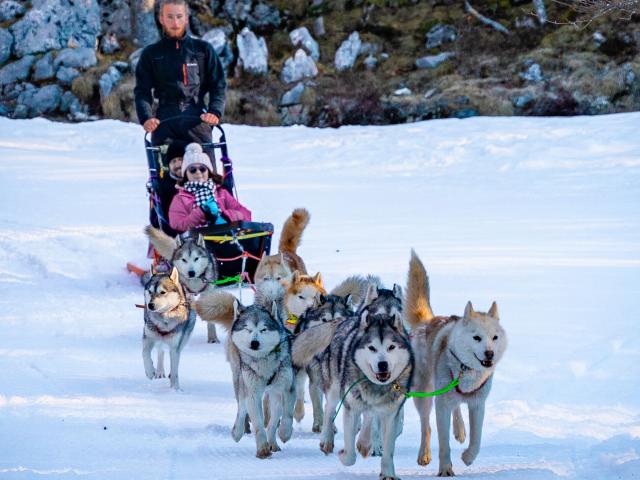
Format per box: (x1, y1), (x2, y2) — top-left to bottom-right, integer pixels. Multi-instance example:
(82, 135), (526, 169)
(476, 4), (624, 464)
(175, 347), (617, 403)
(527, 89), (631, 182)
(142, 267), (196, 390)
(405, 250), (508, 476)
(316, 300), (413, 480)
(195, 289), (296, 458)
(145, 225), (219, 343)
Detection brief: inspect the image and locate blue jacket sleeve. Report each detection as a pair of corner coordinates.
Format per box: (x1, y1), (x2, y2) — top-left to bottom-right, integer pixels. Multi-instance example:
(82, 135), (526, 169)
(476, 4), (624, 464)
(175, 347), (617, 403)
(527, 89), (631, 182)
(134, 48), (155, 125)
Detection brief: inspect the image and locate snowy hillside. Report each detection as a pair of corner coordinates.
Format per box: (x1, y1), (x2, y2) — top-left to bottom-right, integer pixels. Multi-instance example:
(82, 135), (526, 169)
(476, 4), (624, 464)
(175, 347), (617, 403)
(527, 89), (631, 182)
(0, 113), (638, 479)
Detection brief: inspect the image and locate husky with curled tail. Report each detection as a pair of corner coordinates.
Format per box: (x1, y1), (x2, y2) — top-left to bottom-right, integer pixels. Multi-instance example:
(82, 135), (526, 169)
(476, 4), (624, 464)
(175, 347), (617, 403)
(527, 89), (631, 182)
(144, 225), (220, 343)
(254, 208), (310, 286)
(406, 250), (508, 476)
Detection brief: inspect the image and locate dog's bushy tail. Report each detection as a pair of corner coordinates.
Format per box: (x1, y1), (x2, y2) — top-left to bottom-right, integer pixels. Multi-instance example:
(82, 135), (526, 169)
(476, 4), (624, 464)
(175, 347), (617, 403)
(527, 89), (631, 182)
(292, 321), (337, 369)
(194, 290), (236, 330)
(278, 208), (310, 254)
(405, 249), (435, 328)
(331, 275), (382, 306)
(144, 225), (177, 261)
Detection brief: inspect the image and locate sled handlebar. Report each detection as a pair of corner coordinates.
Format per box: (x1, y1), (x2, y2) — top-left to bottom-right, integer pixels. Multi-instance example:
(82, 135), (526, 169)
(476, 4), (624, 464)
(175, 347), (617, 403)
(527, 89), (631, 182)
(143, 115), (227, 152)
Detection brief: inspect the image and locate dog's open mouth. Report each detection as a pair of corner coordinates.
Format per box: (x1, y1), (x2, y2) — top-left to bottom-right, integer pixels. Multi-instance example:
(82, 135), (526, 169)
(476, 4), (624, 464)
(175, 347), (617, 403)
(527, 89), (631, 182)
(474, 354), (493, 368)
(375, 372), (391, 382)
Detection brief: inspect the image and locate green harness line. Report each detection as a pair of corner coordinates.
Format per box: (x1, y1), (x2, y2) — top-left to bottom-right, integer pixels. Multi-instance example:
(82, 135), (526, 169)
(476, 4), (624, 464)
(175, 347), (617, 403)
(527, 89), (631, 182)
(213, 275), (242, 286)
(331, 373), (463, 423)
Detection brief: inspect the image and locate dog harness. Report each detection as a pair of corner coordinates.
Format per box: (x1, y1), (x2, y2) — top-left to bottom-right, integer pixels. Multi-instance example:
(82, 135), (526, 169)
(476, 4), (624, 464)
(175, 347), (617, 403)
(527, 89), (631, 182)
(448, 348), (492, 396)
(285, 310), (299, 327)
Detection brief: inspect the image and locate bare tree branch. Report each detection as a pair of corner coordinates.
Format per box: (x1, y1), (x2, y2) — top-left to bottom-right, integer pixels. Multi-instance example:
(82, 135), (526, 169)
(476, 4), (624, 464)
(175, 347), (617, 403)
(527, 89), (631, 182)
(464, 0), (512, 34)
(552, 0), (639, 25)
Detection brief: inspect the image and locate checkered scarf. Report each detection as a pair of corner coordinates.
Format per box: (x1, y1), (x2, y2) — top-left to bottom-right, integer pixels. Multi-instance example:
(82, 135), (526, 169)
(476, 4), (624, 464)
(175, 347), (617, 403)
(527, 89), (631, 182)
(184, 180), (216, 208)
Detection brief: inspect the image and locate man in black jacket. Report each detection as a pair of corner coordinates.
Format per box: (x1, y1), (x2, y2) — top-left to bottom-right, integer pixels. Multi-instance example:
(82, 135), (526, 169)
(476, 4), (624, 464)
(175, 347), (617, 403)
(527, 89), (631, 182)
(134, 0), (226, 164)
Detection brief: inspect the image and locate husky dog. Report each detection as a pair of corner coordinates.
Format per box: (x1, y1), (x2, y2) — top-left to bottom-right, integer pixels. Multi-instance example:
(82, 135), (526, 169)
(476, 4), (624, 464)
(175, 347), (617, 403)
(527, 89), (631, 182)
(406, 250), (508, 476)
(282, 271), (327, 331)
(142, 267), (196, 390)
(195, 290), (296, 458)
(293, 294), (353, 430)
(254, 208), (310, 286)
(145, 226), (220, 343)
(312, 288), (412, 480)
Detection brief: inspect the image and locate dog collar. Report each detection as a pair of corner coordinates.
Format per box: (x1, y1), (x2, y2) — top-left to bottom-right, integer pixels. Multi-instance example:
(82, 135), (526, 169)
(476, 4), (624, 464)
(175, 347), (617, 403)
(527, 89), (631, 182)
(449, 349), (472, 372)
(286, 311), (299, 327)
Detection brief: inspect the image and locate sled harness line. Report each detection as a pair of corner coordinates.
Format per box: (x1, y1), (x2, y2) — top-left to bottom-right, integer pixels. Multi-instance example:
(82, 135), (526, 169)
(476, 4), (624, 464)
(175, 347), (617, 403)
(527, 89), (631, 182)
(332, 373), (464, 421)
(203, 232), (272, 244)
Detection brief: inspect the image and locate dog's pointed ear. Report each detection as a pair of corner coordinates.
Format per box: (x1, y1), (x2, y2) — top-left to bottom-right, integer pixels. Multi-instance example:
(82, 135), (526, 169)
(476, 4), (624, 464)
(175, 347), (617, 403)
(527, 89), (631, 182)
(488, 301), (499, 320)
(313, 272), (323, 287)
(319, 293), (327, 304)
(292, 270), (301, 284)
(363, 283), (378, 307)
(392, 283), (403, 300)
(391, 312), (404, 331)
(359, 308), (370, 329)
(196, 233), (206, 247)
(233, 298), (242, 321)
(279, 252), (285, 264)
(175, 234), (184, 247)
(260, 252), (267, 261)
(169, 267), (180, 285)
(344, 294), (353, 310)
(464, 301), (475, 318)
(150, 264), (158, 275)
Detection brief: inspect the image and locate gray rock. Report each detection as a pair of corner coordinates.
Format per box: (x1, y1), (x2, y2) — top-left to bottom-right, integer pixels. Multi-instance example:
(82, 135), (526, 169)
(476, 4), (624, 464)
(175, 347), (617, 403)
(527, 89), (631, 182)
(426, 24), (457, 50)
(12, 102), (28, 118)
(290, 27), (319, 61)
(521, 63), (543, 82)
(224, 0), (252, 25)
(513, 93), (534, 109)
(515, 16), (537, 29)
(593, 31), (606, 47)
(415, 52), (454, 69)
(335, 32), (361, 71)
(129, 48), (143, 73)
(280, 82), (304, 106)
(202, 28), (235, 71)
(17, 84), (63, 116)
(281, 49), (317, 83)
(622, 63), (636, 87)
(236, 27), (268, 75)
(0, 102), (9, 116)
(280, 104), (310, 126)
(133, 0), (159, 47)
(100, 32), (121, 55)
(363, 54), (377, 70)
(60, 90), (79, 113)
(10, 0), (101, 58)
(248, 2), (281, 31)
(56, 66), (80, 85)
(0, 29), (13, 67)
(99, 65), (122, 100)
(0, 55), (35, 85)
(0, 0), (25, 22)
(2, 81), (34, 100)
(359, 42), (379, 56)
(54, 48), (97, 69)
(32, 52), (56, 81)
(393, 87), (412, 96)
(112, 61), (129, 72)
(314, 16), (325, 37)
(99, 0), (131, 38)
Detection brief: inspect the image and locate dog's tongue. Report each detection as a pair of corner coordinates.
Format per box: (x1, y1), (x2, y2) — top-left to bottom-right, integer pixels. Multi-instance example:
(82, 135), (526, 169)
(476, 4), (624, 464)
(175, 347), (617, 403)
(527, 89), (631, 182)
(375, 372), (391, 382)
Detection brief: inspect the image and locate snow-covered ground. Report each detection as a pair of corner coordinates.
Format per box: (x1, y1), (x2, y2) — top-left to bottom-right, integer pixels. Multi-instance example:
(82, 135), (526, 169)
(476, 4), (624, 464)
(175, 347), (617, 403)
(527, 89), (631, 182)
(0, 113), (638, 479)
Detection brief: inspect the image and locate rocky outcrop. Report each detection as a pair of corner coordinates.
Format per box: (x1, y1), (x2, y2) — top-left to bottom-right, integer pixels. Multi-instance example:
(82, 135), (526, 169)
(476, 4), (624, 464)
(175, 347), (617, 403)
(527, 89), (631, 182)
(281, 49), (317, 83)
(0, 29), (13, 67)
(335, 32), (361, 71)
(236, 27), (268, 75)
(9, 0), (101, 58)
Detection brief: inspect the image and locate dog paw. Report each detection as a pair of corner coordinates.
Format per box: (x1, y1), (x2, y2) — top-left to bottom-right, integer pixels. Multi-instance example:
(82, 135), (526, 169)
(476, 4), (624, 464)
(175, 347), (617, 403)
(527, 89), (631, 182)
(319, 439), (334, 455)
(144, 368), (155, 380)
(417, 450), (432, 466)
(269, 441), (281, 453)
(339, 449), (356, 466)
(207, 337), (219, 344)
(379, 475), (401, 480)
(256, 444), (272, 459)
(462, 448), (478, 466)
(438, 464), (455, 477)
(153, 370), (165, 379)
(278, 421), (293, 443)
(231, 421), (244, 442)
(356, 438), (371, 458)
(294, 399), (305, 422)
(312, 422), (321, 433)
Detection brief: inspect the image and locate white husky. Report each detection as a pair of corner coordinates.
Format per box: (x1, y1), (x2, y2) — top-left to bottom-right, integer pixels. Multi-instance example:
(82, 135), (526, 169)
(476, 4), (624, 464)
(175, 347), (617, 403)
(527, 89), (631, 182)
(405, 250), (507, 476)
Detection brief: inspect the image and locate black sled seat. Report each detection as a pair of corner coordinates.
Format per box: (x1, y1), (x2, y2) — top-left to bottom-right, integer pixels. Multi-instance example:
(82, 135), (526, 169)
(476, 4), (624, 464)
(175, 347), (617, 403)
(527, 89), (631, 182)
(193, 221), (273, 285)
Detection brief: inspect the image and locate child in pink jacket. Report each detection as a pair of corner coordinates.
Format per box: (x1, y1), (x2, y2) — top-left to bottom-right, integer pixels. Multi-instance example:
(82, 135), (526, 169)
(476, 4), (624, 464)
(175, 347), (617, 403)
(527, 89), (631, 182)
(168, 143), (251, 233)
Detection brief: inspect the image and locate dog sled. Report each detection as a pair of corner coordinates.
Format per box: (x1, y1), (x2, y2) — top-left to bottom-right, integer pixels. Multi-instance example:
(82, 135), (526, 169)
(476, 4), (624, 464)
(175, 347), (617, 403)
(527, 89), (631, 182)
(127, 118), (273, 286)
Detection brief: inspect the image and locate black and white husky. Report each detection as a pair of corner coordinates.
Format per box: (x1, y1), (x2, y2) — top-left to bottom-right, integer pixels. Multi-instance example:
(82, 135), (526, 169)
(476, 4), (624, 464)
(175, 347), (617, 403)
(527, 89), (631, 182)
(195, 289), (296, 458)
(145, 225), (219, 342)
(142, 267), (196, 390)
(315, 292), (414, 480)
